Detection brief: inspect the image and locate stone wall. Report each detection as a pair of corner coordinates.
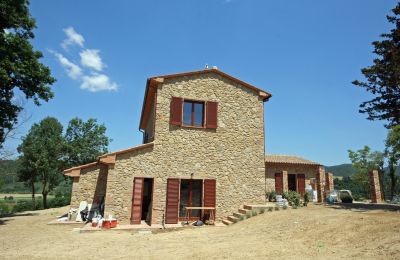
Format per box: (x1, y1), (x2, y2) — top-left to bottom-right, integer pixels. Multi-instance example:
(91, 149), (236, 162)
(369, 170), (383, 203)
(70, 164), (108, 208)
(316, 166), (326, 203)
(265, 162), (320, 193)
(104, 72), (266, 224)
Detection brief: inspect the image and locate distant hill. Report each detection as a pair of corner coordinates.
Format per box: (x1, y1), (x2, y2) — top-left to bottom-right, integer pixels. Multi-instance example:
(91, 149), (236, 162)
(325, 164), (356, 177)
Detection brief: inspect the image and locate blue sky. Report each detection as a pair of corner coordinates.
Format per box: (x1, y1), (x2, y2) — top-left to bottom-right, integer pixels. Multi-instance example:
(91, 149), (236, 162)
(4, 0), (398, 166)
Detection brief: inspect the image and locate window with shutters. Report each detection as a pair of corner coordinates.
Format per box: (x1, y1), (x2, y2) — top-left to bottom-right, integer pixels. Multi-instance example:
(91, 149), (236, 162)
(183, 100), (204, 127)
(170, 97), (218, 129)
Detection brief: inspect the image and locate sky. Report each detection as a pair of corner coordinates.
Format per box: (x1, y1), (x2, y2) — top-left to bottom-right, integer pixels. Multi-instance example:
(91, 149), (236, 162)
(3, 0), (398, 166)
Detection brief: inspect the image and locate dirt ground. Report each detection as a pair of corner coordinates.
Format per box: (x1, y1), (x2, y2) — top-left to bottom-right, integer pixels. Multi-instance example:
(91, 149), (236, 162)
(1, 204), (399, 260)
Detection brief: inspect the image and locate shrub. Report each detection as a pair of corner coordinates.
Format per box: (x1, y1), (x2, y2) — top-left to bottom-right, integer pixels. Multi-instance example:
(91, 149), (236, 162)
(0, 201), (10, 216)
(282, 205), (288, 210)
(13, 200), (34, 212)
(274, 206), (280, 211)
(268, 207), (273, 212)
(239, 215), (245, 221)
(246, 211), (252, 218)
(252, 210), (258, 216)
(259, 208), (265, 214)
(283, 191), (301, 207)
(266, 191), (277, 202)
(303, 192), (310, 206)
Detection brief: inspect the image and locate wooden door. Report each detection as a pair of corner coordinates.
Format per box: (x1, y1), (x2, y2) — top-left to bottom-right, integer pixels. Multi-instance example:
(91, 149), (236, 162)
(275, 172), (283, 194)
(130, 177), (144, 224)
(165, 178), (180, 224)
(297, 174), (306, 196)
(203, 179), (216, 208)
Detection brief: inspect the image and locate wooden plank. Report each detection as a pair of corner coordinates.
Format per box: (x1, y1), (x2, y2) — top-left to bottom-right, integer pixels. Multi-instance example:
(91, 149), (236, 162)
(165, 178), (180, 224)
(275, 172), (283, 194)
(130, 178), (144, 224)
(297, 174), (306, 196)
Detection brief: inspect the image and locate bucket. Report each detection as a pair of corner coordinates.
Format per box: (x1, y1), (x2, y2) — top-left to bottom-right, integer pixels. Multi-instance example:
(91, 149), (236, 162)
(102, 220), (111, 229)
(110, 219), (117, 228)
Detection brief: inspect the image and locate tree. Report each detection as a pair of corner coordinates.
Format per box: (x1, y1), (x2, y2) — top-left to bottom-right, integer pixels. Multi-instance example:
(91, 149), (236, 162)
(352, 3), (400, 128)
(0, 0), (55, 148)
(348, 146), (385, 198)
(17, 133), (38, 208)
(64, 118), (111, 167)
(385, 125), (400, 199)
(17, 117), (64, 208)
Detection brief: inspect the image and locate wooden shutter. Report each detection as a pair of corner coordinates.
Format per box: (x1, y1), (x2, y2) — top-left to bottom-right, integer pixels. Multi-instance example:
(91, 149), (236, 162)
(203, 179), (216, 208)
(170, 97), (183, 126)
(297, 174), (306, 196)
(275, 172), (283, 195)
(206, 101), (218, 129)
(130, 178), (144, 224)
(165, 178), (180, 224)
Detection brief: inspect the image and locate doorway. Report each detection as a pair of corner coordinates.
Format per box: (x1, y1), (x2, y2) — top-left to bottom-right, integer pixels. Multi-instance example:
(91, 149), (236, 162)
(130, 177), (154, 225)
(288, 174), (297, 192)
(179, 179), (203, 219)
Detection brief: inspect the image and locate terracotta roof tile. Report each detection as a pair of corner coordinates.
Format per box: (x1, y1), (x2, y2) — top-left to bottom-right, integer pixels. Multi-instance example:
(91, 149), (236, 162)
(265, 154), (320, 166)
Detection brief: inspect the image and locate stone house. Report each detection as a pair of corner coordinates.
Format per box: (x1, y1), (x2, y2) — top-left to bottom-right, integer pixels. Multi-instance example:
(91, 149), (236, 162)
(265, 155), (333, 202)
(64, 68), (272, 225)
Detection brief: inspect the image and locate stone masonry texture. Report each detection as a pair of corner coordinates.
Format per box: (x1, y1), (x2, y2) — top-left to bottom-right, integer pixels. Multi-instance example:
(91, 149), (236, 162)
(369, 170), (383, 203)
(101, 72), (266, 224)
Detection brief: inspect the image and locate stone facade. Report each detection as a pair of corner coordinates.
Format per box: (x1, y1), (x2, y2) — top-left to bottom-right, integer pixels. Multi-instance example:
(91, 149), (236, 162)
(325, 172), (334, 194)
(70, 164), (108, 208)
(265, 162), (320, 193)
(316, 166), (326, 203)
(369, 170), (383, 203)
(97, 71), (266, 224)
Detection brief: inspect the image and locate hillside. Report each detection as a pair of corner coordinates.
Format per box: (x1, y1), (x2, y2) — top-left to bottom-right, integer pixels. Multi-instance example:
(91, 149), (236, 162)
(325, 164), (356, 177)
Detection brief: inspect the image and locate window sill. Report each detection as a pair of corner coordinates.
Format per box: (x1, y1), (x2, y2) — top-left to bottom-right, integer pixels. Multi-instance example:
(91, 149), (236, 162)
(181, 124), (206, 129)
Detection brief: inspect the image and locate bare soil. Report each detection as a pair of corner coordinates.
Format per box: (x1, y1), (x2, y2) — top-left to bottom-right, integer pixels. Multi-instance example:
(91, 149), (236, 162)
(1, 204), (399, 259)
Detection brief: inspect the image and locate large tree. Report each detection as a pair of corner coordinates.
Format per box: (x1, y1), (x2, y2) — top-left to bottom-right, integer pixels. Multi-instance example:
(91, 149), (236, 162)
(352, 3), (400, 128)
(17, 117), (64, 208)
(348, 146), (385, 198)
(0, 0), (55, 148)
(64, 118), (111, 167)
(385, 125), (400, 199)
(17, 132), (38, 208)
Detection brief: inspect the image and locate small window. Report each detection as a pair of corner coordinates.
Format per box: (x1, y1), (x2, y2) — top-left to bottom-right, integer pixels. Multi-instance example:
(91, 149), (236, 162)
(182, 100), (204, 127)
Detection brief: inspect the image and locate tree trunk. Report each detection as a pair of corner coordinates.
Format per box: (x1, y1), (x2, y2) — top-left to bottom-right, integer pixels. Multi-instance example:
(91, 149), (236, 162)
(31, 181), (35, 210)
(42, 192), (48, 209)
(389, 159), (396, 200)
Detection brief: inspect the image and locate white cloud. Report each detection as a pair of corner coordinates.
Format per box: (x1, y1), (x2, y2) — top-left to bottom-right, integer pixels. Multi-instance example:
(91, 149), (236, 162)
(50, 50), (82, 79)
(61, 27), (85, 50)
(81, 73), (118, 92)
(80, 49), (104, 71)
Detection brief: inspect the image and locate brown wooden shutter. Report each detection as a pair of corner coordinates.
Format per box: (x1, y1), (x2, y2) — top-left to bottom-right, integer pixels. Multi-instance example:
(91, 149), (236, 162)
(203, 179), (216, 208)
(165, 178), (180, 224)
(297, 174), (306, 196)
(130, 178), (144, 224)
(206, 101), (218, 129)
(275, 172), (283, 195)
(170, 97), (183, 126)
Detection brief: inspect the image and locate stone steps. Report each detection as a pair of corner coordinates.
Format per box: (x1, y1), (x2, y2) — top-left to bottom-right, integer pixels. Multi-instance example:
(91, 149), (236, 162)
(222, 219), (233, 225)
(222, 204), (273, 226)
(227, 215), (239, 223)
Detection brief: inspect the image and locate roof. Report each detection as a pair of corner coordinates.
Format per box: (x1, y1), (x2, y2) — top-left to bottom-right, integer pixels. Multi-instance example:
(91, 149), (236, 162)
(139, 68), (272, 130)
(63, 142), (154, 176)
(265, 154), (321, 166)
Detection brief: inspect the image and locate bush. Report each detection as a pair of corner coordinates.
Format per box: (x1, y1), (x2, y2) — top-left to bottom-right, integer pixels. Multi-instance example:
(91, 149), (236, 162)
(282, 205), (288, 210)
(246, 211), (252, 218)
(303, 192), (310, 206)
(0, 201), (10, 215)
(13, 200), (34, 212)
(252, 210), (258, 216)
(268, 207), (273, 212)
(266, 191), (277, 202)
(274, 206), (280, 211)
(283, 191), (301, 207)
(259, 208), (265, 214)
(239, 215), (245, 221)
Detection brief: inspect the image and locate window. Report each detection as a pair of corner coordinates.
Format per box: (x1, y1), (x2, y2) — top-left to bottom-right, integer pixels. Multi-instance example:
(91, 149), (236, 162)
(170, 97), (218, 129)
(183, 100), (204, 127)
